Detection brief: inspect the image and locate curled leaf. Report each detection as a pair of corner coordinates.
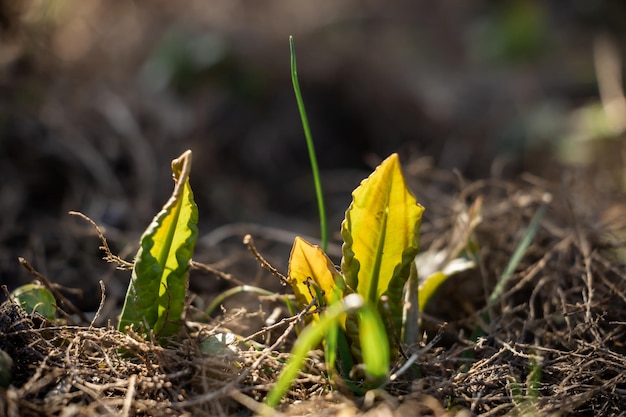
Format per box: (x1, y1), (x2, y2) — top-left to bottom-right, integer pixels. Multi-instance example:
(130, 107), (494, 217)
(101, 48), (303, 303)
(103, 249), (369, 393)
(288, 237), (347, 375)
(288, 236), (344, 313)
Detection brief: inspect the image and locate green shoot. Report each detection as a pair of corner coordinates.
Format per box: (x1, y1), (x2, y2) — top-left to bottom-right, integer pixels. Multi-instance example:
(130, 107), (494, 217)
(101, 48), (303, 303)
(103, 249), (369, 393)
(289, 36), (328, 252)
(282, 153), (423, 402)
(265, 294), (388, 407)
(286, 41), (427, 396)
(118, 150), (199, 339)
(508, 353), (545, 416)
(471, 193), (551, 342)
(489, 193), (551, 305)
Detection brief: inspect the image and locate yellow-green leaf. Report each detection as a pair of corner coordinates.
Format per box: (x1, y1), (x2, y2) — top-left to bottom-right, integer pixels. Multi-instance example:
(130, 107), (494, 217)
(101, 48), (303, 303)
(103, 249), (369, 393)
(118, 150), (199, 338)
(418, 272), (448, 312)
(341, 153), (424, 334)
(288, 236), (344, 313)
(288, 237), (346, 375)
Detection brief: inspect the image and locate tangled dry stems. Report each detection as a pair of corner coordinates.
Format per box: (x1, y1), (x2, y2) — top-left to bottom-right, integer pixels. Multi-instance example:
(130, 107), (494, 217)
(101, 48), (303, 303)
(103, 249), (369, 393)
(406, 169), (626, 415)
(0, 294), (338, 417)
(1, 172), (625, 416)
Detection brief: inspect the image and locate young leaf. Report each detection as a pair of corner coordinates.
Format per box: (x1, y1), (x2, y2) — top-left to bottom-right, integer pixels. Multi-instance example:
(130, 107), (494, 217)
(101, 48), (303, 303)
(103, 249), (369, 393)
(288, 236), (344, 312)
(341, 153), (424, 334)
(288, 237), (347, 375)
(118, 150), (199, 338)
(10, 283), (57, 320)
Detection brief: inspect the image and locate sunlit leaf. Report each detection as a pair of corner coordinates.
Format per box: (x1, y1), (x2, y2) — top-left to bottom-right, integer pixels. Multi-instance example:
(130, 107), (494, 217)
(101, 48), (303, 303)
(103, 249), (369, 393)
(288, 237), (346, 373)
(288, 236), (344, 312)
(118, 150), (198, 338)
(341, 153), (424, 334)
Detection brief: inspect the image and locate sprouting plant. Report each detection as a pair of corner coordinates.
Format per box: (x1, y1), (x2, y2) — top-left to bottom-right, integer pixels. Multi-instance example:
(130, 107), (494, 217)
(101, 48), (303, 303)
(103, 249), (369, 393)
(267, 39), (486, 406)
(118, 150), (198, 339)
(265, 294), (388, 407)
(506, 353), (552, 417)
(268, 153), (423, 402)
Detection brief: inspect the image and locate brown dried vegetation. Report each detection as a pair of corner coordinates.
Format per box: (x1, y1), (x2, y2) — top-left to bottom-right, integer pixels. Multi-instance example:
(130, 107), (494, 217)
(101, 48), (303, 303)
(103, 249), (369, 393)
(2, 165), (625, 416)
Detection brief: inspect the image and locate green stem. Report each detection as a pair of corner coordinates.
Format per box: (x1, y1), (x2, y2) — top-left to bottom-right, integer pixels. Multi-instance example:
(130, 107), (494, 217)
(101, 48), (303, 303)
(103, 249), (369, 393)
(289, 35), (328, 252)
(489, 194), (550, 305)
(469, 193), (551, 344)
(205, 285), (276, 316)
(266, 294), (388, 407)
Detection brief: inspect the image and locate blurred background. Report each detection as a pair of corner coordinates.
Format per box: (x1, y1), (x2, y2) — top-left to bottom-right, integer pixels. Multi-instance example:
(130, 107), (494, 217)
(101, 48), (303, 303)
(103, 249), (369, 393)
(1, 0), (625, 310)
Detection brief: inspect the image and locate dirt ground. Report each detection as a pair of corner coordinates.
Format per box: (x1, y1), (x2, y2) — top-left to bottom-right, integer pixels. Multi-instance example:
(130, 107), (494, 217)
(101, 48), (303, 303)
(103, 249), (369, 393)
(1, 2), (626, 416)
